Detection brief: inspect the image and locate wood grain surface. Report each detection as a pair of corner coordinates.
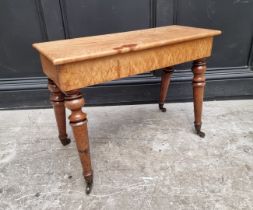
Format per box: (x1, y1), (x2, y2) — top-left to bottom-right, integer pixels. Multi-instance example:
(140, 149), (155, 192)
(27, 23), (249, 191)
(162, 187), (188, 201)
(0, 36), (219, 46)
(33, 25), (221, 65)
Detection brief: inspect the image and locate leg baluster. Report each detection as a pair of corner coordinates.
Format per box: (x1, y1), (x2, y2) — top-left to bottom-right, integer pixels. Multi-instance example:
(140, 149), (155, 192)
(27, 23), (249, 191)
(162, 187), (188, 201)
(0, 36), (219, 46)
(65, 90), (93, 194)
(192, 59), (206, 138)
(159, 67), (174, 112)
(48, 79), (70, 145)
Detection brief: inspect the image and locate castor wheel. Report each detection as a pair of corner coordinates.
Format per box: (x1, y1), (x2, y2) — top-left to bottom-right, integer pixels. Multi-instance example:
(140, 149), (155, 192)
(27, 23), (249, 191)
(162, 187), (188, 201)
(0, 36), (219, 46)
(59, 137), (71, 146)
(159, 104), (167, 112)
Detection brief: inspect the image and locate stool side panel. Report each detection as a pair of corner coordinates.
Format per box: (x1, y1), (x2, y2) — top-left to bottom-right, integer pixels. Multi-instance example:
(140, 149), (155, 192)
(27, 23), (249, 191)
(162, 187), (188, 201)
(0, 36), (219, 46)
(56, 37), (213, 91)
(40, 55), (61, 87)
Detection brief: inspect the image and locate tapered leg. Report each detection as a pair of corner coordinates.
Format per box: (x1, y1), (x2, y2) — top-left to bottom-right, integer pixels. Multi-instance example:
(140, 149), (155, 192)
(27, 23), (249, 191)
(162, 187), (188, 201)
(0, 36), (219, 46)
(192, 59), (206, 138)
(64, 90), (93, 194)
(48, 79), (70, 145)
(159, 67), (174, 112)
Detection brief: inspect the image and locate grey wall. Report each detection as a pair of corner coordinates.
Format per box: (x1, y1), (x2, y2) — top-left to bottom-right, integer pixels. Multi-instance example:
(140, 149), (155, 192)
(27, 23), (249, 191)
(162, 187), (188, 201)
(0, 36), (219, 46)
(0, 0), (253, 109)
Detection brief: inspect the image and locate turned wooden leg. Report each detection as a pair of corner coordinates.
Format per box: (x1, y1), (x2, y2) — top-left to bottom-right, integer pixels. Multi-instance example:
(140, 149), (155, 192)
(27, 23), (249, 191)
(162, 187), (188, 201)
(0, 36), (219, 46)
(159, 67), (174, 112)
(192, 59), (206, 138)
(64, 90), (93, 194)
(48, 79), (70, 145)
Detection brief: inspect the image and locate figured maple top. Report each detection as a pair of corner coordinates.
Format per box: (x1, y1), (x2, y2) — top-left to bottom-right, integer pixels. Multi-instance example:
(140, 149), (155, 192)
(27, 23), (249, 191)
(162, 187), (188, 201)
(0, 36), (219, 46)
(33, 25), (221, 65)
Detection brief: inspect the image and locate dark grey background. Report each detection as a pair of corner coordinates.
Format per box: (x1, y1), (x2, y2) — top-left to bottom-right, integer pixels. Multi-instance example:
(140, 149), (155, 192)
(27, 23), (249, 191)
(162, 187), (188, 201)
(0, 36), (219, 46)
(0, 0), (253, 109)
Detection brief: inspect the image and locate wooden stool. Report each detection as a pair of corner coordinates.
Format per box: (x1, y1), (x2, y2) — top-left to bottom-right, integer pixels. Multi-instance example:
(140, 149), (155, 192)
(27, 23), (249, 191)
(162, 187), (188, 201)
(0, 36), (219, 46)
(33, 25), (221, 194)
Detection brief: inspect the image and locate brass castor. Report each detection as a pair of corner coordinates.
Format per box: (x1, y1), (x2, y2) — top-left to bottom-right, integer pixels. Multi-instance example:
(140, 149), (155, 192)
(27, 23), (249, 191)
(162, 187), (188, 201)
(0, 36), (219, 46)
(159, 104), (167, 112)
(85, 174), (93, 194)
(195, 124), (205, 138)
(59, 136), (71, 146)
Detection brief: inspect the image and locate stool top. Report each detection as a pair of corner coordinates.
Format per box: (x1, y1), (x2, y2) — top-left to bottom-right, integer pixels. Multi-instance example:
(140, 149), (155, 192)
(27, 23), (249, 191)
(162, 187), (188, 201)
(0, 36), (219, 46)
(33, 25), (221, 65)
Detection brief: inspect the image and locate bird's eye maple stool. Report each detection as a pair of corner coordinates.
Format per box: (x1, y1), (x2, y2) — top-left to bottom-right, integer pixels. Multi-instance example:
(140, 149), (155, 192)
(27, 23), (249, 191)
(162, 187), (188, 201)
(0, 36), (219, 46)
(33, 25), (221, 194)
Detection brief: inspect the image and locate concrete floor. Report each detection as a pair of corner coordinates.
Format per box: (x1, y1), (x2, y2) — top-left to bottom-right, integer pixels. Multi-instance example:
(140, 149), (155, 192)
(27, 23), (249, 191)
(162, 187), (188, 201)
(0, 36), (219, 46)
(0, 100), (253, 210)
